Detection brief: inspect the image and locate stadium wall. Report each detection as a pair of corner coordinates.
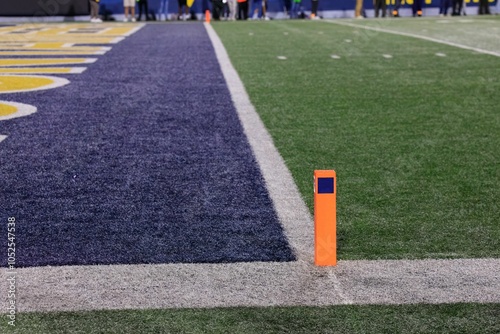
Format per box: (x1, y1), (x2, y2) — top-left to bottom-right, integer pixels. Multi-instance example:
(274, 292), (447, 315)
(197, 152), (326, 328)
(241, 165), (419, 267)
(0, 0), (89, 16)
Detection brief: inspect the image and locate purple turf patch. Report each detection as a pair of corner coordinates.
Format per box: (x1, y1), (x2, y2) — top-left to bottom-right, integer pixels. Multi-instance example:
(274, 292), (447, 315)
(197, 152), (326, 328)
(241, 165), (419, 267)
(0, 24), (295, 267)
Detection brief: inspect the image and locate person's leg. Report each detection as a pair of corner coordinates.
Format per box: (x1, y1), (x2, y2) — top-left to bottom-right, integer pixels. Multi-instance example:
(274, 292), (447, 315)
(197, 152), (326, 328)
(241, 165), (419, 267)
(90, 1), (98, 18)
(243, 1), (248, 19)
(381, 0), (386, 17)
(458, 0), (463, 15)
(228, 0), (236, 20)
(131, 4), (136, 19)
(355, 0), (362, 17)
(311, 0), (318, 17)
(392, 0), (401, 16)
(294, 1), (301, 18)
(412, 0), (421, 16)
(158, 0), (165, 20)
(252, 0), (260, 19)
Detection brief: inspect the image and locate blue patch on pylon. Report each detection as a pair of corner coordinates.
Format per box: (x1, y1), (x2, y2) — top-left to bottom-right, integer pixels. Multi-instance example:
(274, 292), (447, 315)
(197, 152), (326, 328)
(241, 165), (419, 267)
(318, 178), (334, 194)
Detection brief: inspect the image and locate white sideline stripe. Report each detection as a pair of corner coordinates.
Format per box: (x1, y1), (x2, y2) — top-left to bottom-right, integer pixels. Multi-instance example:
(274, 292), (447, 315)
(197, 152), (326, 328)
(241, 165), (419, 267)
(1, 258), (499, 312)
(0, 24), (499, 314)
(324, 20), (500, 58)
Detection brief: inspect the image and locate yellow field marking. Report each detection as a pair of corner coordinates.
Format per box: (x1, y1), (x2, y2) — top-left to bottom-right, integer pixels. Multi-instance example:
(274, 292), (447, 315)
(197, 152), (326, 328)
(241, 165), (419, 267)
(0, 58), (96, 67)
(0, 75), (69, 94)
(0, 102), (18, 117)
(0, 50), (107, 55)
(0, 43), (111, 53)
(6, 43), (111, 51)
(0, 101), (37, 121)
(31, 42), (68, 48)
(0, 27), (49, 35)
(0, 43), (34, 47)
(0, 68), (86, 74)
(0, 47), (110, 52)
(0, 36), (125, 44)
(0, 23), (145, 43)
(1, 25), (143, 37)
(59, 27), (140, 36)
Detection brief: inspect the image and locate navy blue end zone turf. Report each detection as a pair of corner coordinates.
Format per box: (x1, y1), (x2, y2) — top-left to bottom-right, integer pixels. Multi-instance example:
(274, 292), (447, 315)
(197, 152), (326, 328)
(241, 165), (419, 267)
(0, 24), (296, 267)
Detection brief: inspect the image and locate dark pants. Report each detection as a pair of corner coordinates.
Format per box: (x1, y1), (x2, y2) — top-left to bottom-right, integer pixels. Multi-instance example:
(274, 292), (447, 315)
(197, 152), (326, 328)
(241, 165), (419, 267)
(89, 0), (99, 17)
(393, 0), (402, 15)
(311, 0), (318, 15)
(282, 0), (291, 13)
(212, 0), (224, 19)
(452, 0), (463, 15)
(237, 1), (248, 19)
(137, 0), (149, 20)
(374, 0), (386, 17)
(412, 0), (422, 15)
(440, 0), (451, 14)
(478, 0), (490, 14)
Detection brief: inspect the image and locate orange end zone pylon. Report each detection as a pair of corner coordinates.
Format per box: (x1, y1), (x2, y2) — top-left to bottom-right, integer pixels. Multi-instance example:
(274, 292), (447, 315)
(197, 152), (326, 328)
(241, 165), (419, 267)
(205, 10), (211, 23)
(314, 170), (337, 266)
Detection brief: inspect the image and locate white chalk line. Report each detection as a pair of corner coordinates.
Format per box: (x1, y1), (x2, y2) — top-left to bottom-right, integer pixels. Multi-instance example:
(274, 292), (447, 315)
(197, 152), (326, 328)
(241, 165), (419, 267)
(324, 20), (500, 57)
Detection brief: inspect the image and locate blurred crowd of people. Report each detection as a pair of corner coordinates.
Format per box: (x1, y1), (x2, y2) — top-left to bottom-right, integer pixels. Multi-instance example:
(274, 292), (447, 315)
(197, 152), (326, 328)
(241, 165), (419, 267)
(88, 0), (497, 23)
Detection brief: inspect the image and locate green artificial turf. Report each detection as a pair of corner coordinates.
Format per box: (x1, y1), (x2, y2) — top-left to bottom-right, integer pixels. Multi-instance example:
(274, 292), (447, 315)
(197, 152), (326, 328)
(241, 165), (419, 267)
(2, 304), (499, 333)
(213, 19), (500, 260)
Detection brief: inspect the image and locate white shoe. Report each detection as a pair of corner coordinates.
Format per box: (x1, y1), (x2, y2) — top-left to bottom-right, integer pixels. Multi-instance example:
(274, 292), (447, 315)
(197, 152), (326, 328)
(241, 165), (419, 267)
(355, 15), (364, 19)
(264, 15), (270, 20)
(123, 17), (129, 22)
(95, 18), (103, 23)
(131, 17), (136, 22)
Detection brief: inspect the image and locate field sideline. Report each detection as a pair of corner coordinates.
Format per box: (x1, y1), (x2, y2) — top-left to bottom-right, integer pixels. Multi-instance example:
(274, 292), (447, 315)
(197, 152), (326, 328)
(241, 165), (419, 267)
(0, 17), (499, 332)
